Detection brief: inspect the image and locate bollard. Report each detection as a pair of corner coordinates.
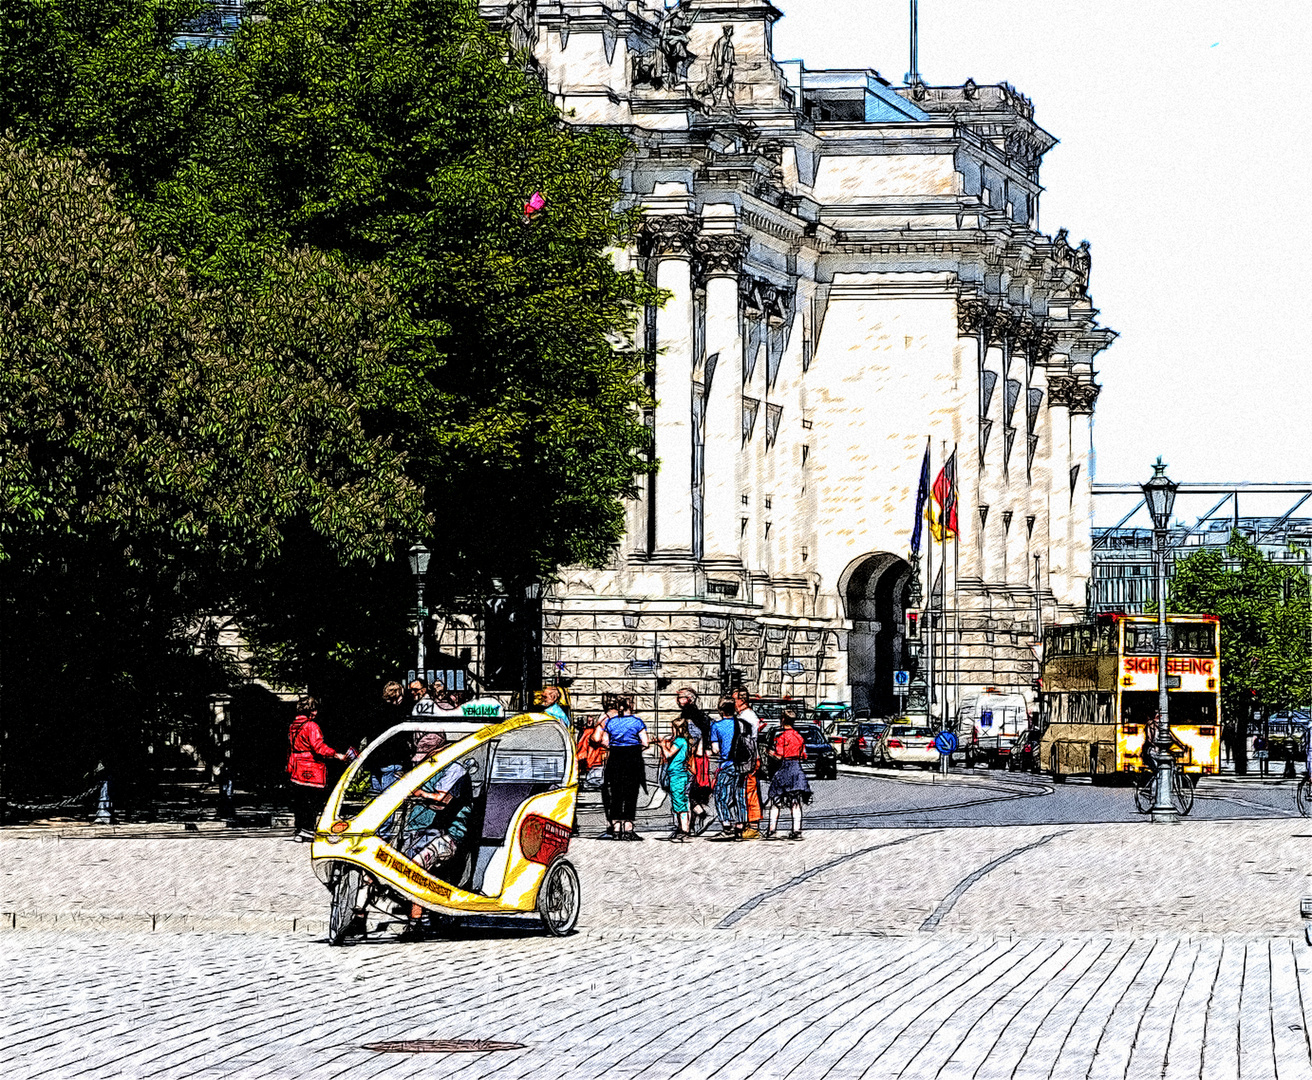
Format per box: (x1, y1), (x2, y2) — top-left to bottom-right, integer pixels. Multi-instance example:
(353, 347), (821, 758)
(93, 780), (112, 825)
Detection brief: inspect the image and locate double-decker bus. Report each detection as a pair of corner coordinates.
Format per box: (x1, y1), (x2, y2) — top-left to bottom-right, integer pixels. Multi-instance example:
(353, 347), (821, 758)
(1038, 613), (1221, 782)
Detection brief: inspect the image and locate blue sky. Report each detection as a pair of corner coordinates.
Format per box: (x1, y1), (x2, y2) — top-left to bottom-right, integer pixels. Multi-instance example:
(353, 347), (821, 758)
(772, 1), (1312, 522)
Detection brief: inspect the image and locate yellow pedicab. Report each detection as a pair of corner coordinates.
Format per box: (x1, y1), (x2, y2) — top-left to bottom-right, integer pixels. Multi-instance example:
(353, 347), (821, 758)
(310, 700), (580, 944)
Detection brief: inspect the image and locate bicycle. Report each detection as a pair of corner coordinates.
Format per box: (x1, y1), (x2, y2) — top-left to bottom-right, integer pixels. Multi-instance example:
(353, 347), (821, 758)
(1296, 774), (1311, 818)
(1133, 765), (1194, 817)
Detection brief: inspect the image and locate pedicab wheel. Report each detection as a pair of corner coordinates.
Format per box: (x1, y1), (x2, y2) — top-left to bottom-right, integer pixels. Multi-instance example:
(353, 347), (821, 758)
(328, 866), (362, 946)
(1297, 777), (1312, 818)
(537, 857), (581, 937)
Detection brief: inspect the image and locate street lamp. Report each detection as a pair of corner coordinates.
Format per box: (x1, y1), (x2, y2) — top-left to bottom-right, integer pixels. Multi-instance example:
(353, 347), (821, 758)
(1142, 458), (1179, 823)
(408, 543), (431, 677)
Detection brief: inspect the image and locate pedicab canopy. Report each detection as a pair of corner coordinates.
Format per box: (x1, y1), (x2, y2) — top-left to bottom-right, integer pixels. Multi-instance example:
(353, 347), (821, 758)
(311, 708), (577, 917)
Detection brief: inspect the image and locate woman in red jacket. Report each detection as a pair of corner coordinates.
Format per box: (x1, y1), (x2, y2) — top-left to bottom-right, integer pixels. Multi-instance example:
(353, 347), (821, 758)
(286, 695), (348, 841)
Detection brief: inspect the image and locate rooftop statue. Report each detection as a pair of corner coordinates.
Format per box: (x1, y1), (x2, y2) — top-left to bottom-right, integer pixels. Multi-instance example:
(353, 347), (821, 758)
(658, 0), (697, 86)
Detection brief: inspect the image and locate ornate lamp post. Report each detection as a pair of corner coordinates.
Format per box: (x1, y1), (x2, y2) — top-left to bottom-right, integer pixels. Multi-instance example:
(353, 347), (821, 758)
(407, 543), (431, 678)
(1142, 459), (1179, 823)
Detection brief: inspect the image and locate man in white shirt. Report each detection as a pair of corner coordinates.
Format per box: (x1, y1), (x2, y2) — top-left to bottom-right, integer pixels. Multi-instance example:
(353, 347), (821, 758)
(731, 688), (763, 839)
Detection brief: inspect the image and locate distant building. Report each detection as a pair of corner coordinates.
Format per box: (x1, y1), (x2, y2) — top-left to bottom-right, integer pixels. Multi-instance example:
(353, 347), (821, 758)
(441, 0), (1116, 726)
(1092, 517), (1312, 614)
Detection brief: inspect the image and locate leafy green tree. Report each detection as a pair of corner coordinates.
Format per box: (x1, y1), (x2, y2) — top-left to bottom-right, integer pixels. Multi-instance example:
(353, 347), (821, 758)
(0, 136), (423, 803)
(144, 0), (656, 608)
(0, 0), (657, 792)
(1169, 532), (1312, 774)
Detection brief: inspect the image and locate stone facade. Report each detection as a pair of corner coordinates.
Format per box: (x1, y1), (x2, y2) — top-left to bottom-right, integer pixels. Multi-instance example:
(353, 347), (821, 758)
(454, 0), (1114, 728)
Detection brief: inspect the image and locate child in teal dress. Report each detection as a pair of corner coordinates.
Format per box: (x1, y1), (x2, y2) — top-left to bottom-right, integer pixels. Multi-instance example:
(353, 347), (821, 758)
(657, 718), (694, 841)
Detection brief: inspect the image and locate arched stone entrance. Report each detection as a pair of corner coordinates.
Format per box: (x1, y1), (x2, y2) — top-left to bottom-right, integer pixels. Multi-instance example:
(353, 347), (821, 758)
(842, 553), (914, 718)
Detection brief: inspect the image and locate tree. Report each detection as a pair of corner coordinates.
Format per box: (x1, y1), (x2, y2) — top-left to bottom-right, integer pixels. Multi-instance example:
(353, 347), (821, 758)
(1168, 532), (1312, 775)
(0, 0), (657, 783)
(0, 136), (424, 801)
(142, 0), (657, 607)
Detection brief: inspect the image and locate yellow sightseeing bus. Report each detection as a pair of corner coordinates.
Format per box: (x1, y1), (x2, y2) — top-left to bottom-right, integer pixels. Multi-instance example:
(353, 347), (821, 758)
(1038, 613), (1221, 782)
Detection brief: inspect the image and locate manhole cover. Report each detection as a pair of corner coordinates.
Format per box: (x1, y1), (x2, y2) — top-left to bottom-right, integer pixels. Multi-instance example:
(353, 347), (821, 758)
(363, 1039), (526, 1054)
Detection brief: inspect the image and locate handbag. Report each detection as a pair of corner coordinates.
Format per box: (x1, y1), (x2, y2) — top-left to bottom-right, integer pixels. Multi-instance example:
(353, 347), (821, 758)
(692, 753), (711, 788)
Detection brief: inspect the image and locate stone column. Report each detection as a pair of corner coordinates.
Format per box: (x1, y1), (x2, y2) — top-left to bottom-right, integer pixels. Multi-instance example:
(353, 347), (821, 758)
(1067, 377), (1101, 610)
(695, 230), (748, 565)
(1045, 365), (1075, 608)
(978, 313), (1010, 588)
(642, 215), (698, 556)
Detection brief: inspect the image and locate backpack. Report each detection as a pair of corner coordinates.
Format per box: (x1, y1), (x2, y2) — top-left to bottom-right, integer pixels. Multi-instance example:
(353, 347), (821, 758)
(731, 718), (757, 775)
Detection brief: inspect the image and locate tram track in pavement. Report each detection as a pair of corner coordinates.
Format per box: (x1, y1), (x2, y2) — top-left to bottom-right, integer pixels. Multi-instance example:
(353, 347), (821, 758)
(808, 771), (1053, 828)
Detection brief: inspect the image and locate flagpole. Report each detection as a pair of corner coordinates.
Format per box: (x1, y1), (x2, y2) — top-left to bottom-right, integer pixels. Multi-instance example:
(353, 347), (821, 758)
(939, 440), (948, 732)
(925, 454), (934, 724)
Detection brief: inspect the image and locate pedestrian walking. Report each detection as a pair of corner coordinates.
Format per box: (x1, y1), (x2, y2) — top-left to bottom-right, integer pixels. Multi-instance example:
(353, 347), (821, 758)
(676, 687), (714, 834)
(656, 718), (694, 841)
(1221, 720), (1235, 765)
(285, 695), (349, 841)
(710, 697), (746, 838)
(1253, 733), (1270, 777)
(764, 709), (811, 840)
(732, 687), (763, 839)
(597, 695), (650, 840)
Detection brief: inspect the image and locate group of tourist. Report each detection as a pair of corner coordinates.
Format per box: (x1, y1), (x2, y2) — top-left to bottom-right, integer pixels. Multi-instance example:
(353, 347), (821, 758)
(576, 686), (811, 842)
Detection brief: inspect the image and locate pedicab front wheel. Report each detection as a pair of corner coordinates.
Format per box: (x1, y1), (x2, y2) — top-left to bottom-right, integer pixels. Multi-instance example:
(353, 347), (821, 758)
(537, 857), (581, 937)
(328, 866), (362, 946)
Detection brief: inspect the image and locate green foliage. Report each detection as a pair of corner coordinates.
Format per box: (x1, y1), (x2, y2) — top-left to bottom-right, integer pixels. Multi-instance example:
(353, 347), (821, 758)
(0, 0), (658, 797)
(0, 136), (424, 797)
(144, 0), (657, 600)
(0, 136), (423, 564)
(1168, 532), (1312, 723)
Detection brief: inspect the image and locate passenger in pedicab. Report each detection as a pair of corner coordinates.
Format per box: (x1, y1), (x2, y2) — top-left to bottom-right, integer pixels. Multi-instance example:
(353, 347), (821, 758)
(404, 731), (473, 871)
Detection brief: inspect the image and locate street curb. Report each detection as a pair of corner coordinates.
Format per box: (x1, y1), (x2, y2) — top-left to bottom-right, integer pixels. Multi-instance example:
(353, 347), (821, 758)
(837, 764), (1035, 787)
(0, 910), (325, 934)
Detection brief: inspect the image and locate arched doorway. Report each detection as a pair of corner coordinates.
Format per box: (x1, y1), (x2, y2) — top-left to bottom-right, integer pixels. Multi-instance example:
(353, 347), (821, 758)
(843, 553), (914, 718)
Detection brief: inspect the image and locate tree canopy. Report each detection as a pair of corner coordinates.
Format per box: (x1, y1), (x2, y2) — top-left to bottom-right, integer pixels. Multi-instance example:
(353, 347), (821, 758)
(0, 0), (657, 803)
(1169, 531), (1312, 771)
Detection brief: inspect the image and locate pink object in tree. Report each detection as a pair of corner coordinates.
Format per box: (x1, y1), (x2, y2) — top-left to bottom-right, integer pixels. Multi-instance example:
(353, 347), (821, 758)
(523, 191), (547, 218)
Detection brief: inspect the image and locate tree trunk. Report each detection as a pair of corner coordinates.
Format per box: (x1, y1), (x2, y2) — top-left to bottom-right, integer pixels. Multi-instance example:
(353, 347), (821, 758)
(1234, 714), (1249, 776)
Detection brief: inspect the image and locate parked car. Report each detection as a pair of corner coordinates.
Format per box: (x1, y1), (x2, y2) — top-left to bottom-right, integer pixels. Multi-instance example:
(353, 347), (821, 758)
(875, 724), (939, 769)
(844, 721), (886, 765)
(1006, 727), (1044, 773)
(956, 690), (1029, 768)
(761, 723), (839, 780)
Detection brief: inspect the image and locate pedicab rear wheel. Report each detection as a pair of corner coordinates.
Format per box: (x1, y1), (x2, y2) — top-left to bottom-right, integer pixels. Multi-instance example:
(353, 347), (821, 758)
(328, 866), (362, 946)
(537, 857), (580, 937)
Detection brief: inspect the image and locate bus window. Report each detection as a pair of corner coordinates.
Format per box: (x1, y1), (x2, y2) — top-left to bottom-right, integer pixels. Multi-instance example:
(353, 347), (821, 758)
(1124, 626), (1157, 655)
(1170, 624), (1216, 656)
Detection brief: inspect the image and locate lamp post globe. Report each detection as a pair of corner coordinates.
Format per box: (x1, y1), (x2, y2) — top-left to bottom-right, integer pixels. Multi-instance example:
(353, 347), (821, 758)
(1141, 459), (1179, 823)
(407, 543), (431, 678)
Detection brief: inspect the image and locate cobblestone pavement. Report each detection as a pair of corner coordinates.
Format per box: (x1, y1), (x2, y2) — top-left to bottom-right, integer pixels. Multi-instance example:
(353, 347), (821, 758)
(3, 927), (1310, 1079)
(3, 818), (1309, 936)
(4, 790), (1312, 1077)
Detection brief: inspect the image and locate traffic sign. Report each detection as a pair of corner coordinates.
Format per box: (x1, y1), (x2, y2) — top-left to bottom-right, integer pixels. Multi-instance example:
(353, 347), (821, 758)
(934, 731), (958, 755)
(893, 670), (910, 686)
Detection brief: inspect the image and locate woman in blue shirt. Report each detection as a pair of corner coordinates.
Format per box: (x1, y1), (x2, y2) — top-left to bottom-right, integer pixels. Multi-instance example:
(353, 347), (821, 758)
(598, 695), (650, 840)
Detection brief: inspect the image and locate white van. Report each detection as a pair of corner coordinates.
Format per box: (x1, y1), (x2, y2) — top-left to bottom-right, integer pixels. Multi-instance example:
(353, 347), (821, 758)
(955, 690), (1029, 768)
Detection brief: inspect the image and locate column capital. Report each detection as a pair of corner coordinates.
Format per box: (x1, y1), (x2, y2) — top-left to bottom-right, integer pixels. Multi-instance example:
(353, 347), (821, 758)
(1046, 373), (1099, 414)
(1067, 381), (1100, 415)
(692, 232), (749, 283)
(639, 214), (699, 259)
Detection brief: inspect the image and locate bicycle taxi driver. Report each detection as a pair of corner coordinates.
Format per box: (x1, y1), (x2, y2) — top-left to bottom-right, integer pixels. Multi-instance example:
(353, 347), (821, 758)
(405, 731), (472, 873)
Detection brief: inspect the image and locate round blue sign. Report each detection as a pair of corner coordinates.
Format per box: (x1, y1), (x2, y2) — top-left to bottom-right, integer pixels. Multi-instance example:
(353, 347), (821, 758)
(934, 730), (958, 755)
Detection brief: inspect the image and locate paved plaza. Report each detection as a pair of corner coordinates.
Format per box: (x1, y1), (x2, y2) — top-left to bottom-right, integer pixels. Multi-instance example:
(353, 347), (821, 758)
(3, 774), (1312, 1077)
